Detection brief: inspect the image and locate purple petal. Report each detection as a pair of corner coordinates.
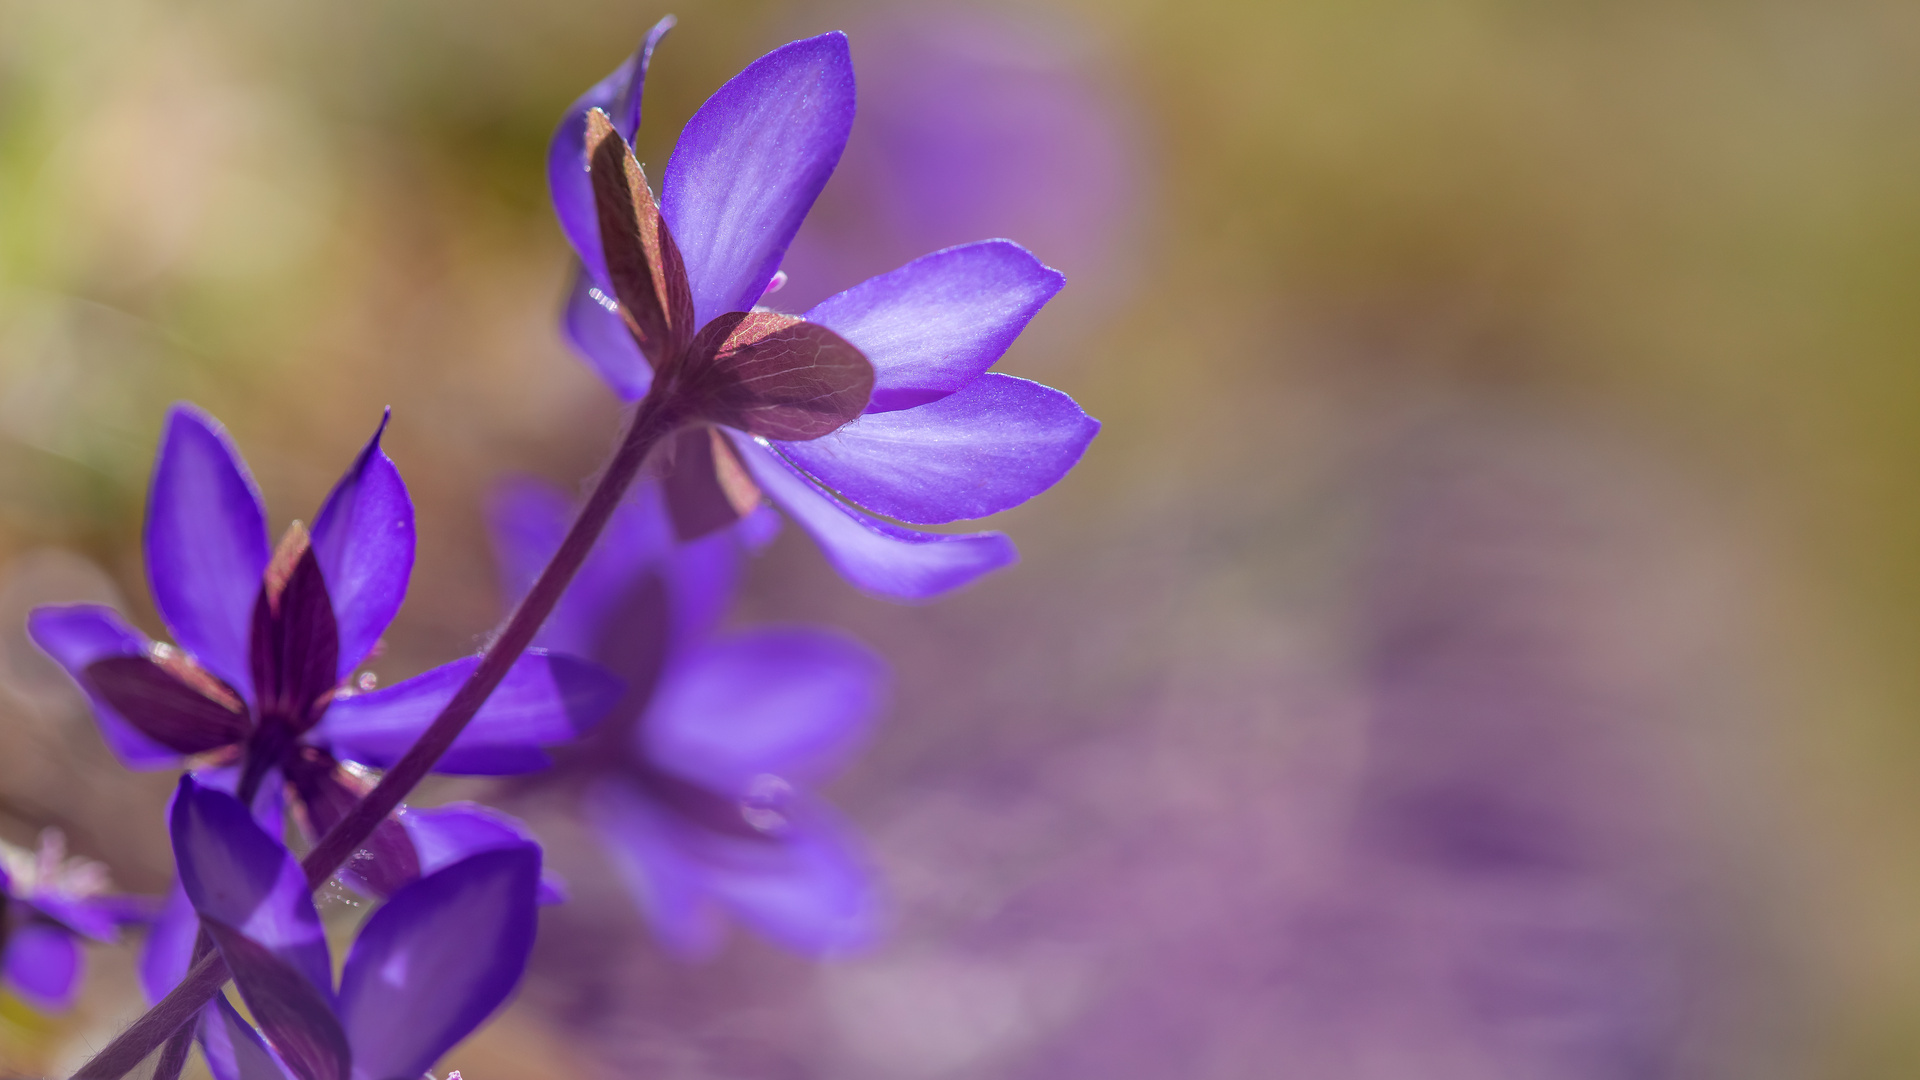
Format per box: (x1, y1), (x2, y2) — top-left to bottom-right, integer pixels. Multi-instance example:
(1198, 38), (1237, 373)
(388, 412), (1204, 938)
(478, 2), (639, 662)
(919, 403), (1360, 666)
(778, 373), (1098, 524)
(489, 477), (749, 660)
(733, 436), (1017, 599)
(26, 891), (129, 944)
(202, 993), (296, 1080)
(645, 629), (886, 794)
(400, 802), (567, 905)
(314, 650), (622, 774)
(804, 241), (1065, 412)
(26, 603), (181, 768)
(202, 923), (349, 1080)
(309, 410), (415, 677)
(584, 779), (726, 958)
(488, 477), (674, 659)
(169, 776), (332, 997)
(563, 267), (653, 401)
(3, 922), (82, 1011)
(335, 847), (541, 1080)
(139, 881), (198, 1003)
(548, 16), (677, 286)
(662, 33), (856, 326)
(700, 800), (879, 956)
(145, 404), (270, 700)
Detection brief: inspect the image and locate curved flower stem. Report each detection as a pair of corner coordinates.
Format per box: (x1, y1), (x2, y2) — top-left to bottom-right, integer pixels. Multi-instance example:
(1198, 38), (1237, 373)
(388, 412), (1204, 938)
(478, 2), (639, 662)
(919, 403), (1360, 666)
(70, 394), (683, 1080)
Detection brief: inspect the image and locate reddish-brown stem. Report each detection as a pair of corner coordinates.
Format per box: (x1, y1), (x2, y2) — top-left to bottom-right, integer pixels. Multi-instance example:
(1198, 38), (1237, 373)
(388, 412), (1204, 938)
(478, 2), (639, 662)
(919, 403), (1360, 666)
(69, 395), (681, 1080)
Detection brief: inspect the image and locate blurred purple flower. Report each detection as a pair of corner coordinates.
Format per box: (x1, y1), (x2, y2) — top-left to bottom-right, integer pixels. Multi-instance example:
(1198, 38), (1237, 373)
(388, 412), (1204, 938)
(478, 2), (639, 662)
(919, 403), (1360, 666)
(27, 401), (618, 809)
(161, 775), (540, 1080)
(0, 829), (151, 1012)
(548, 23), (1099, 600)
(490, 477), (887, 958)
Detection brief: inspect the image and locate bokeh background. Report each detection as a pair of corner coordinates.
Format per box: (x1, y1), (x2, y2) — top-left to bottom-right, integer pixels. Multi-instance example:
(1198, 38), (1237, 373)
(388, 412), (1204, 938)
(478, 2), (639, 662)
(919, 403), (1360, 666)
(3, 0), (1920, 1076)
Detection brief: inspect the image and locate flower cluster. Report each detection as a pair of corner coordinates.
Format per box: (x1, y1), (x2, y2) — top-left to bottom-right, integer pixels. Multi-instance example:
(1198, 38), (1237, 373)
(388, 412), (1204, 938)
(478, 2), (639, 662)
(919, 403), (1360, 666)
(20, 18), (1097, 1079)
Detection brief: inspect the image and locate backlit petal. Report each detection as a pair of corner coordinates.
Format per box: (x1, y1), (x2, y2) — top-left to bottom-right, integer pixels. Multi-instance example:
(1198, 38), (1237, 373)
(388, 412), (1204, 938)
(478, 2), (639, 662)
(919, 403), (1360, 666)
(145, 404), (270, 699)
(662, 33), (856, 326)
(779, 373), (1098, 524)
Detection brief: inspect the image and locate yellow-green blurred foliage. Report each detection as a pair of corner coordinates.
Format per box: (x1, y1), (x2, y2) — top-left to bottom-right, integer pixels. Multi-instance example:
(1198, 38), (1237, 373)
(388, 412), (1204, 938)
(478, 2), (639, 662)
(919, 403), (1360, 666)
(2, 0), (1920, 1076)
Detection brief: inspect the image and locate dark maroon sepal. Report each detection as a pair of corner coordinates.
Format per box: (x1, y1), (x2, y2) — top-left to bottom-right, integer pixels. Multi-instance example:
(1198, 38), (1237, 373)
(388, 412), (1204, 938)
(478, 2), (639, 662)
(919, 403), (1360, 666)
(202, 918), (351, 1080)
(587, 108), (694, 369)
(251, 541), (341, 735)
(82, 655), (250, 754)
(288, 749), (421, 897)
(661, 427), (764, 541)
(679, 312), (874, 440)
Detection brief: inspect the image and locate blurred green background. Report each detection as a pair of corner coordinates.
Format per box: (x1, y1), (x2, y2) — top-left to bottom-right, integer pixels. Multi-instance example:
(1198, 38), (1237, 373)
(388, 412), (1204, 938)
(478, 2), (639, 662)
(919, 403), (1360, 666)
(3, 0), (1920, 1076)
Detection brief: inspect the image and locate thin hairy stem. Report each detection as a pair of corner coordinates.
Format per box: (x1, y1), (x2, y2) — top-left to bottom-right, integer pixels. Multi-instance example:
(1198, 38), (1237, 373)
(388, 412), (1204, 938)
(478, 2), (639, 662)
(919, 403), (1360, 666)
(69, 396), (682, 1080)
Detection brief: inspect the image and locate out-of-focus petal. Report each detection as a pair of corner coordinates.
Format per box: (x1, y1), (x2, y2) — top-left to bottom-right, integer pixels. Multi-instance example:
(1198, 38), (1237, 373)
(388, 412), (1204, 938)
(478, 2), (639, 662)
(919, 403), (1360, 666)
(778, 373), (1098, 524)
(139, 882), (198, 1003)
(26, 604), (182, 769)
(400, 802), (567, 905)
(563, 268), (653, 401)
(734, 437), (1017, 600)
(145, 404), (270, 700)
(309, 410), (414, 678)
(662, 33), (856, 326)
(585, 779), (725, 958)
(170, 777), (332, 997)
(701, 800), (879, 956)
(335, 847), (541, 1080)
(3, 922), (82, 1011)
(26, 892), (127, 944)
(804, 241), (1064, 412)
(548, 16), (677, 286)
(314, 651), (622, 775)
(202, 993), (296, 1080)
(488, 477), (676, 659)
(646, 629), (886, 793)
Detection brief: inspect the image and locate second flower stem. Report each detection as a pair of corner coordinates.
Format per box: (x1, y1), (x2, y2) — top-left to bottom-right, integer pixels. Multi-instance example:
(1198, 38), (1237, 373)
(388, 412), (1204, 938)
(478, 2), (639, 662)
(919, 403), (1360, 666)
(70, 394), (682, 1080)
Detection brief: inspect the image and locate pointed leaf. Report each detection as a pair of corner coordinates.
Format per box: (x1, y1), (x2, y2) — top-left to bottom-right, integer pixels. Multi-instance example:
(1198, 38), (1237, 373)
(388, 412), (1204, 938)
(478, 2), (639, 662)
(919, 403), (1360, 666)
(26, 604), (182, 767)
(249, 537), (341, 734)
(547, 16), (677, 287)
(661, 425), (764, 541)
(309, 410), (415, 677)
(587, 108), (694, 367)
(83, 655), (250, 754)
(203, 920), (350, 1080)
(682, 312), (872, 440)
(336, 848), (541, 1080)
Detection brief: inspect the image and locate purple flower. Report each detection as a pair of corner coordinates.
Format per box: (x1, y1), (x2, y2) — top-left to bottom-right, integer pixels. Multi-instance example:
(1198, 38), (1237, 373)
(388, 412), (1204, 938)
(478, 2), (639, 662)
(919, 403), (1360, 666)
(549, 23), (1099, 600)
(0, 830), (150, 1012)
(162, 775), (540, 1080)
(491, 477), (887, 958)
(26, 403), (617, 907)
